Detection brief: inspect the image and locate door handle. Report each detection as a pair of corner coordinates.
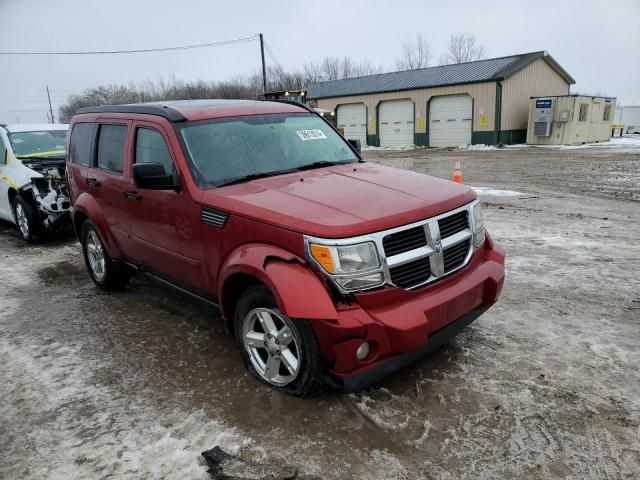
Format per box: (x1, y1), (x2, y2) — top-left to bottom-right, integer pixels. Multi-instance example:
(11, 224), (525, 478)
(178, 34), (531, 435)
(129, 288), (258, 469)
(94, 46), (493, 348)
(122, 191), (142, 200)
(86, 177), (100, 187)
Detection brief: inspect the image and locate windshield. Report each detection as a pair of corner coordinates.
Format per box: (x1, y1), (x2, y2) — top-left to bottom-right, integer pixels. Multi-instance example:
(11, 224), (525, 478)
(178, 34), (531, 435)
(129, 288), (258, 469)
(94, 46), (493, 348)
(178, 113), (358, 187)
(8, 130), (67, 160)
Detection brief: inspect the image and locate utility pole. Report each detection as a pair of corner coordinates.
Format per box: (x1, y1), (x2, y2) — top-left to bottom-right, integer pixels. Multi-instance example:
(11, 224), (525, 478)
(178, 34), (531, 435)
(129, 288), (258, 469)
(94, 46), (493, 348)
(259, 33), (267, 94)
(46, 85), (54, 124)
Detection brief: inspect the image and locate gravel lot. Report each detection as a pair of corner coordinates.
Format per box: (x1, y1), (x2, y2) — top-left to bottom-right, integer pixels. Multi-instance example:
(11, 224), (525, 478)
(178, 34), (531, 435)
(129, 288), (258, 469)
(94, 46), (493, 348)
(1, 142), (639, 479)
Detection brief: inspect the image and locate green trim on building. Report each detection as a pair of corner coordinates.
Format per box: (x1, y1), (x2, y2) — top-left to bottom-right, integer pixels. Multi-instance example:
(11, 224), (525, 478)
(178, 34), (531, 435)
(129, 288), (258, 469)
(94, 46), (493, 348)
(498, 129), (527, 144)
(414, 132), (428, 146)
(367, 134), (379, 147)
(495, 82), (502, 134)
(471, 131), (499, 145)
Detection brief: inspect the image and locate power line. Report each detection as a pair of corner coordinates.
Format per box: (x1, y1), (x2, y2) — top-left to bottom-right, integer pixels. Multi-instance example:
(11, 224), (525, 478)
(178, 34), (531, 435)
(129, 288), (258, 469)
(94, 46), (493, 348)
(0, 35), (259, 55)
(264, 41), (283, 71)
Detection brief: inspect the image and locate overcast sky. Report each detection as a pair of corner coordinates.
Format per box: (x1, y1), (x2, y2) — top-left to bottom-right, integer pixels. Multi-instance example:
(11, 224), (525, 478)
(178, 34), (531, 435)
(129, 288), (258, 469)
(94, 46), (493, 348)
(1, 0), (638, 124)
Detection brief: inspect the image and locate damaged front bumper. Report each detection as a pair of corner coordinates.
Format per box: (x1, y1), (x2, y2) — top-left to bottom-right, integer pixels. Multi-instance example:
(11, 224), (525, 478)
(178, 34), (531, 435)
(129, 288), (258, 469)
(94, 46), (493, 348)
(22, 161), (71, 231)
(312, 233), (506, 392)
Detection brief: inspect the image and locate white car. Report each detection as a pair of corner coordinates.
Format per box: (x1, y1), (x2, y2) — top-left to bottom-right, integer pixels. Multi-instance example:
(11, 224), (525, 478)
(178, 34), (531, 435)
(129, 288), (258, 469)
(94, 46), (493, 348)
(0, 123), (70, 242)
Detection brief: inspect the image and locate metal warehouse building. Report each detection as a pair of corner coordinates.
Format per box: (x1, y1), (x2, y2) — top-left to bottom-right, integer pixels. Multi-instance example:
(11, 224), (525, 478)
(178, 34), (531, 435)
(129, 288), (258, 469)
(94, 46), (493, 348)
(306, 51), (575, 147)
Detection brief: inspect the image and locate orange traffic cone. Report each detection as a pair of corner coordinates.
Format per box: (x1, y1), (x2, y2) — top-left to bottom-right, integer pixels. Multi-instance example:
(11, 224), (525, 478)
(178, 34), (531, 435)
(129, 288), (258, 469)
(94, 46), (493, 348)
(452, 158), (462, 183)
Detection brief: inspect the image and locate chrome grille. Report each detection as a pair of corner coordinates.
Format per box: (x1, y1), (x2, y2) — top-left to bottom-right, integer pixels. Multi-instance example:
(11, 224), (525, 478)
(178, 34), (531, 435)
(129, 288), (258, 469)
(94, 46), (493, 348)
(382, 226), (427, 256)
(380, 203), (475, 290)
(304, 201), (478, 294)
(389, 258), (431, 288)
(443, 240), (471, 271)
(438, 210), (468, 238)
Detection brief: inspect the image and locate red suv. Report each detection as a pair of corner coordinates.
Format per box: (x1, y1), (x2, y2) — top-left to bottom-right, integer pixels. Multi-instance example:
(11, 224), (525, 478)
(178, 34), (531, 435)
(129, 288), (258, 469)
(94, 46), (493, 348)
(66, 100), (505, 396)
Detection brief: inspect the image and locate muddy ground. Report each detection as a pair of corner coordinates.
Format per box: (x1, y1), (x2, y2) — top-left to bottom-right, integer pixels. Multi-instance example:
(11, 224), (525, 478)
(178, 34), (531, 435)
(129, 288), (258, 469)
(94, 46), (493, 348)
(1, 144), (639, 479)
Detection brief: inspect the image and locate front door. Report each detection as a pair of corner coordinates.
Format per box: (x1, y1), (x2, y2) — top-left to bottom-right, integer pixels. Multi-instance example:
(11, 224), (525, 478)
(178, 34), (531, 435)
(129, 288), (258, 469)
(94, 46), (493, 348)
(124, 122), (207, 292)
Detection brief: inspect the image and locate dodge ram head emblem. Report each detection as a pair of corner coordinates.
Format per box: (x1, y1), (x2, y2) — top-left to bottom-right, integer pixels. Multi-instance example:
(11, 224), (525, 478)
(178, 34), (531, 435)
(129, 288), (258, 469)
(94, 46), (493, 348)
(435, 240), (443, 254)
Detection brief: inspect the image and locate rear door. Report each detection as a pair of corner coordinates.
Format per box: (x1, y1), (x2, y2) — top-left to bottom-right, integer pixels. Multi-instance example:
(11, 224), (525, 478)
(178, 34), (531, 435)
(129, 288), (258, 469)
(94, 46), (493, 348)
(66, 122), (96, 205)
(124, 121), (207, 292)
(88, 120), (132, 248)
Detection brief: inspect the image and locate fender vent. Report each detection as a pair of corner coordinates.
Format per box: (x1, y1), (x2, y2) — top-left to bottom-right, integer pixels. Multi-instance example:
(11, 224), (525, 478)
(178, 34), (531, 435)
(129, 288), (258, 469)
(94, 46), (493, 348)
(201, 208), (228, 228)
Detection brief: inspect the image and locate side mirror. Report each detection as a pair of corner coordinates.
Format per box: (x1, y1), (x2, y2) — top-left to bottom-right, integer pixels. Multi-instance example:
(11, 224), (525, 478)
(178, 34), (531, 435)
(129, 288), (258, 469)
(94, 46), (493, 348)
(133, 162), (179, 190)
(347, 138), (362, 154)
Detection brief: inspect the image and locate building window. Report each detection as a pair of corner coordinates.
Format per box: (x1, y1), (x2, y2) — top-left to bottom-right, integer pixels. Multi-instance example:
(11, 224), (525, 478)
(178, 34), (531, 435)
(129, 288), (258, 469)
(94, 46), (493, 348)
(579, 104), (589, 122)
(603, 104), (612, 122)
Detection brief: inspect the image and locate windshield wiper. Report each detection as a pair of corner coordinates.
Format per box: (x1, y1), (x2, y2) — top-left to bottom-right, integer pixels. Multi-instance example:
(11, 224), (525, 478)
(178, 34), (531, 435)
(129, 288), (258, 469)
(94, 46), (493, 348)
(217, 169), (297, 187)
(295, 160), (350, 171)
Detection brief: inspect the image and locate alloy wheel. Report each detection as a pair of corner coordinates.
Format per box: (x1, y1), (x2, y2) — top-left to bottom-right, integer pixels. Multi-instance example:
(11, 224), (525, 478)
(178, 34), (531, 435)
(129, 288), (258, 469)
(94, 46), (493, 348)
(242, 307), (302, 386)
(15, 203), (30, 239)
(86, 230), (106, 282)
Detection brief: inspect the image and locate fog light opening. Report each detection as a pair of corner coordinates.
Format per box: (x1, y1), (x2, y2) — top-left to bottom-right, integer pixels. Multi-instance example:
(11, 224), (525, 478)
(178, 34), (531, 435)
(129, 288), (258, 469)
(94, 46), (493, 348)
(356, 342), (370, 361)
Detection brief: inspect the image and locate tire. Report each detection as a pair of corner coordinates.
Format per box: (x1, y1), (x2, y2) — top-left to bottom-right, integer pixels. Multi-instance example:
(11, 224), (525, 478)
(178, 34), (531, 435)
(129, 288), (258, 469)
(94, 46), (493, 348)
(234, 285), (325, 397)
(81, 221), (131, 291)
(13, 195), (40, 243)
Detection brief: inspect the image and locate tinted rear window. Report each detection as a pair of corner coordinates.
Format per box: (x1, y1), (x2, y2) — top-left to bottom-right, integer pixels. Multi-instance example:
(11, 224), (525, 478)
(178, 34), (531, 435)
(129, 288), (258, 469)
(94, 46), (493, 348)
(97, 124), (127, 173)
(70, 123), (96, 165)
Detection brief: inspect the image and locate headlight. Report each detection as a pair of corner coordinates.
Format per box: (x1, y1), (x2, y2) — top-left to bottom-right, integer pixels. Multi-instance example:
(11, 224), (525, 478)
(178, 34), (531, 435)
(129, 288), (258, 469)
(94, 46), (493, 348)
(307, 240), (384, 291)
(472, 202), (486, 248)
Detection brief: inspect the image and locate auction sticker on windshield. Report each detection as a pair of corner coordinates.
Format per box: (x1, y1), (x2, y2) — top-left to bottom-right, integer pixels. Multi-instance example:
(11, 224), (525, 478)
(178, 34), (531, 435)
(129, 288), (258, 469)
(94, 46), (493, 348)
(296, 129), (327, 141)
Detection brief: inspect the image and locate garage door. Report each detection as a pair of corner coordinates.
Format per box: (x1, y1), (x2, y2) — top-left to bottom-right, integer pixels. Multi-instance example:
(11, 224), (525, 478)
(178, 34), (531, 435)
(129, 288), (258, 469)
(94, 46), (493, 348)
(379, 100), (414, 147)
(429, 95), (473, 147)
(337, 104), (367, 146)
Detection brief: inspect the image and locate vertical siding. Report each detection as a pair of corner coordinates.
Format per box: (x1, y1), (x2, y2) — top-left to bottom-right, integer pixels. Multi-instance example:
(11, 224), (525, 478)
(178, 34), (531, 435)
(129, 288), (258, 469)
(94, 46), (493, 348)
(527, 96), (616, 144)
(501, 59), (570, 131)
(314, 81), (496, 135)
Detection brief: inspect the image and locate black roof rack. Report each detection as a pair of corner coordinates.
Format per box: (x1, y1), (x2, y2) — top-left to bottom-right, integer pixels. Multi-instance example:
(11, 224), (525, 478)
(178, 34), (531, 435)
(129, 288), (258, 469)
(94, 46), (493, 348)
(76, 104), (187, 122)
(259, 98), (316, 113)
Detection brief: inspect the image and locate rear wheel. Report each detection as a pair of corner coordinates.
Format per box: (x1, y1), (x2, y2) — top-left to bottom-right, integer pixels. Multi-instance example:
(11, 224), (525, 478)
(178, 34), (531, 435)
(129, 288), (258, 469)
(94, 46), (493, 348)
(81, 221), (131, 291)
(235, 285), (325, 397)
(13, 195), (40, 243)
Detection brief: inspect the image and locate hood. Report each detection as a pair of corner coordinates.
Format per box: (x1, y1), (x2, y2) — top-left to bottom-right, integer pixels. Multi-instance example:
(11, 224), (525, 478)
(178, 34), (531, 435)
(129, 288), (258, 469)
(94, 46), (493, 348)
(198, 163), (476, 238)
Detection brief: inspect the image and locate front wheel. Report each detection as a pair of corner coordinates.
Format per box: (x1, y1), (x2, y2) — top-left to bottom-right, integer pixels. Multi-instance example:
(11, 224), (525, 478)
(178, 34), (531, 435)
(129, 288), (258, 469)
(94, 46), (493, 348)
(81, 221), (131, 291)
(13, 195), (40, 243)
(235, 285), (325, 397)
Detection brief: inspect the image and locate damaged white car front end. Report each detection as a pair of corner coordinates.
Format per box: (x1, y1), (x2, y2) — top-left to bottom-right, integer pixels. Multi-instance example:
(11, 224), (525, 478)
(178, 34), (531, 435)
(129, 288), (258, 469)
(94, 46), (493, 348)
(0, 124), (71, 242)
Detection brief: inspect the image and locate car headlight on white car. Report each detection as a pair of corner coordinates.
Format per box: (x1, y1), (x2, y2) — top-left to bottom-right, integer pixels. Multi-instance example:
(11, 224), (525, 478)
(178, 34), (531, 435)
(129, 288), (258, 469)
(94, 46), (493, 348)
(471, 201), (486, 248)
(306, 239), (385, 292)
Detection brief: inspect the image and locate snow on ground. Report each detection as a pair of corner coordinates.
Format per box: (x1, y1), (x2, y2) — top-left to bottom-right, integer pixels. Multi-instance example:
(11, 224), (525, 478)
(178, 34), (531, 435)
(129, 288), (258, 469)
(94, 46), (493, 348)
(362, 144), (417, 151)
(458, 144), (498, 151)
(471, 186), (523, 197)
(506, 134), (640, 151)
(0, 334), (251, 480)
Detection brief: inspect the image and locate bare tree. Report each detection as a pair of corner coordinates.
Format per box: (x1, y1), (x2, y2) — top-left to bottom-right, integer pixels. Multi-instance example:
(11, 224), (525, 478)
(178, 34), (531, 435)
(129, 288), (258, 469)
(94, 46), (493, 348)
(320, 57), (341, 81)
(303, 62), (324, 83)
(395, 33), (432, 70)
(442, 32), (487, 64)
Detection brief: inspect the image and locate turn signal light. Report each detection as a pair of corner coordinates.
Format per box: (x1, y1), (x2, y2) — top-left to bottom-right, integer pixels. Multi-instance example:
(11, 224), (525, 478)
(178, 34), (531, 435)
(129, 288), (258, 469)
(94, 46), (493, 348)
(310, 244), (334, 273)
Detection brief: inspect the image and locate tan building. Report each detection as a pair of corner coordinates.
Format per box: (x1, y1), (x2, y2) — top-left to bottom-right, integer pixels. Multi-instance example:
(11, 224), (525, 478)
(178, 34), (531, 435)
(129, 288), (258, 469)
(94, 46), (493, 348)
(306, 51), (574, 147)
(527, 95), (616, 145)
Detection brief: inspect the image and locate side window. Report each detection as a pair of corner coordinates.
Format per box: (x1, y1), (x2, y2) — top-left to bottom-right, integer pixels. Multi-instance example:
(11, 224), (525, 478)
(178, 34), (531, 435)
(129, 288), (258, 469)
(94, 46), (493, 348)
(97, 124), (127, 173)
(603, 104), (612, 122)
(70, 123), (96, 166)
(135, 128), (174, 174)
